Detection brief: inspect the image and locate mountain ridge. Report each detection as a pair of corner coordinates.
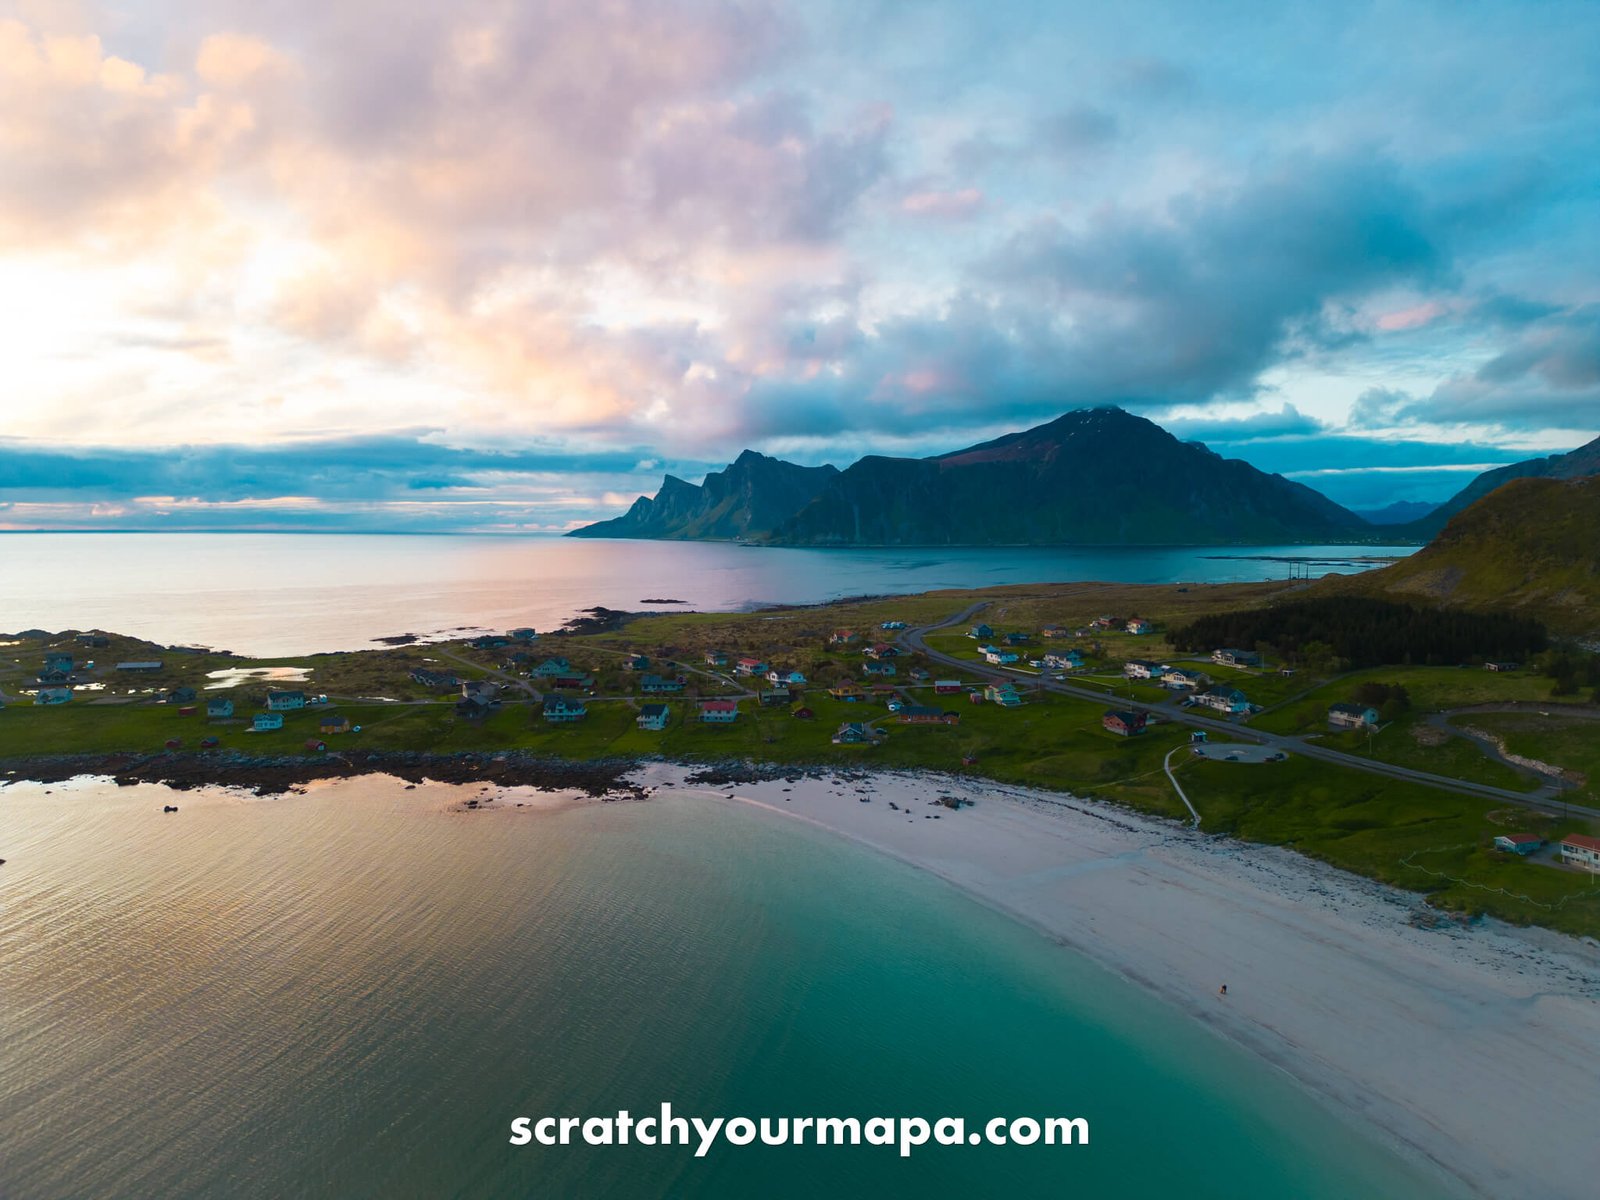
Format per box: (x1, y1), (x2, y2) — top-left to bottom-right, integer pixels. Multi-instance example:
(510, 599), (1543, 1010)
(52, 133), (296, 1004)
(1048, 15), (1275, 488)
(570, 406), (1377, 546)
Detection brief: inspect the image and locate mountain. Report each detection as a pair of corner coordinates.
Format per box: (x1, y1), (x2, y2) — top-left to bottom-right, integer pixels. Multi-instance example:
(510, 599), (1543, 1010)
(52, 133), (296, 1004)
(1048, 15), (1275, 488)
(1356, 500), (1439, 526)
(765, 407), (1370, 545)
(1399, 432), (1600, 539)
(1330, 475), (1600, 635)
(567, 450), (839, 541)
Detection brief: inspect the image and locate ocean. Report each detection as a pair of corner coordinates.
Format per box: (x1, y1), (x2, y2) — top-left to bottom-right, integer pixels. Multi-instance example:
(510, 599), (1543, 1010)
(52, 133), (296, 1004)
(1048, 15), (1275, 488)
(0, 533), (1413, 655)
(0, 776), (1457, 1199)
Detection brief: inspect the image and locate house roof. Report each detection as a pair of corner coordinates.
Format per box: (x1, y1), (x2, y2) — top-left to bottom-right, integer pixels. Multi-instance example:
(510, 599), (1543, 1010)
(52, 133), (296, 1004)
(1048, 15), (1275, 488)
(639, 703), (669, 718)
(1497, 833), (1542, 845)
(1103, 709), (1144, 723)
(1562, 833), (1600, 853)
(700, 699), (738, 712)
(1327, 702), (1373, 715)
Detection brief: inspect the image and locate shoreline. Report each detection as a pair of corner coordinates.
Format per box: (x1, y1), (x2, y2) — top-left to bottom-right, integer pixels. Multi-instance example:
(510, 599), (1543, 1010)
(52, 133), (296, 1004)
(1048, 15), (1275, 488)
(640, 763), (1600, 1200)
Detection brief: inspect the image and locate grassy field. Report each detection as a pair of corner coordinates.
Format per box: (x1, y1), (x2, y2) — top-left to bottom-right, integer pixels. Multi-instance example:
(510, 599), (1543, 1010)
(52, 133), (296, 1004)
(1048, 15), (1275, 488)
(1462, 712), (1600, 808)
(1252, 665), (1573, 735)
(1181, 756), (1600, 938)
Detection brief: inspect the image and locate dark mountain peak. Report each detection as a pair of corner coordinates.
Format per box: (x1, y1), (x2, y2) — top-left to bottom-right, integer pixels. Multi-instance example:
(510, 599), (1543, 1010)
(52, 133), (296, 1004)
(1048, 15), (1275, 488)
(1397, 430), (1600, 539)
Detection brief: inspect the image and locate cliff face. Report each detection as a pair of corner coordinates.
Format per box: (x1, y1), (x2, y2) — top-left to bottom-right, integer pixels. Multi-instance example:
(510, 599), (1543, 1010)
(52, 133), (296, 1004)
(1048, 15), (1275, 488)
(768, 407), (1369, 545)
(569, 406), (1374, 545)
(567, 451), (839, 540)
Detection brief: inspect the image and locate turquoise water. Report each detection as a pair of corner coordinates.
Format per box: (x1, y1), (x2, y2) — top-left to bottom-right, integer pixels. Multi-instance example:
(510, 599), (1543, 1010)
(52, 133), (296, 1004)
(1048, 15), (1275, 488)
(0, 533), (1413, 654)
(0, 778), (1457, 1199)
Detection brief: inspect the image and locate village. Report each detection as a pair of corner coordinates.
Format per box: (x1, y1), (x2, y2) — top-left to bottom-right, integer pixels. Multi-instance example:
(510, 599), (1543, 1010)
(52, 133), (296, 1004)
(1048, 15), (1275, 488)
(4, 580), (1600, 937)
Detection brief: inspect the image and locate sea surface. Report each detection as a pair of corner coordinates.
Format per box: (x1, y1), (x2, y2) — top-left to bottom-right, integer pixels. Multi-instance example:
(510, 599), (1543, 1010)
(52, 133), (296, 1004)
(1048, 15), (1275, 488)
(0, 533), (1414, 655)
(0, 777), (1458, 1200)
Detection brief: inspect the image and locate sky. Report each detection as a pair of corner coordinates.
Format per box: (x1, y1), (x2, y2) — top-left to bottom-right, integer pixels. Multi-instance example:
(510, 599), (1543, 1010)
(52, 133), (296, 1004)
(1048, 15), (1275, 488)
(1, 0), (1597, 531)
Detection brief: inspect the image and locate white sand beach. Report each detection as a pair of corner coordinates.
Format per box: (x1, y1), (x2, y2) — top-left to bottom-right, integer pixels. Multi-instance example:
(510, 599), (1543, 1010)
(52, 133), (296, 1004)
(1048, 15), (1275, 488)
(638, 764), (1600, 1200)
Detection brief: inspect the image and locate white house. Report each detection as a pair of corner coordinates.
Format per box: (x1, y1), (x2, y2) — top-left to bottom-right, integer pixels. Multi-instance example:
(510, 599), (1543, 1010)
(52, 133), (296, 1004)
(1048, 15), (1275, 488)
(1327, 703), (1380, 729)
(265, 690), (306, 711)
(1559, 834), (1600, 874)
(252, 713), (284, 731)
(1123, 660), (1166, 680)
(1197, 685), (1250, 714)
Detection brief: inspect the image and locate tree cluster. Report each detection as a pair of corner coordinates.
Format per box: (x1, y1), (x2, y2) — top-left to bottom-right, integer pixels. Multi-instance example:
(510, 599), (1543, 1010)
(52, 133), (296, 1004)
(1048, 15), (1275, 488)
(1169, 598), (1547, 670)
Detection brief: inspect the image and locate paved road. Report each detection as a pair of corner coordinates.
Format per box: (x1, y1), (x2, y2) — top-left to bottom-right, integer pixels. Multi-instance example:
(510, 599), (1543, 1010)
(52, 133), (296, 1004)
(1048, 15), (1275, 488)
(898, 602), (1600, 822)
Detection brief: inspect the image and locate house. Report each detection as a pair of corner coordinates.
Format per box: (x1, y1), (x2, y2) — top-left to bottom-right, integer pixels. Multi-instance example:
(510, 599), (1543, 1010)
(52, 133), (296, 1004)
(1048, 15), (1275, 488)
(1327, 703), (1380, 729)
(832, 722), (875, 744)
(1089, 615), (1121, 631)
(767, 669), (807, 686)
(77, 634), (109, 647)
(623, 655), (650, 671)
(1126, 618), (1154, 635)
(319, 713), (352, 734)
(704, 651), (730, 668)
(116, 660), (164, 672)
(1003, 632), (1030, 646)
(1198, 686), (1251, 714)
(1043, 651), (1083, 670)
(864, 643), (899, 660)
(43, 653), (73, 674)
(636, 703), (670, 731)
(734, 658), (769, 677)
(410, 668), (462, 689)
(899, 705), (959, 725)
(1040, 625), (1070, 639)
(982, 650), (1018, 665)
(1102, 710), (1148, 737)
(967, 624), (994, 640)
(1558, 834), (1600, 873)
(550, 674), (594, 690)
(543, 696), (587, 723)
(1123, 660), (1166, 680)
(933, 680), (962, 694)
(1163, 668), (1208, 690)
(862, 660), (897, 676)
(1493, 833), (1543, 855)
(33, 686), (72, 705)
(533, 657), (572, 678)
(1211, 648), (1263, 669)
(266, 690), (306, 711)
(470, 635), (510, 650)
(886, 697), (905, 713)
(509, 627), (539, 642)
(178, 706), (197, 717)
(759, 688), (794, 706)
(304, 739), (327, 752)
(880, 620), (907, 631)
(639, 674), (685, 694)
(35, 667), (71, 684)
(455, 695), (494, 718)
(828, 630), (859, 646)
(984, 682), (1022, 707)
(206, 698), (234, 718)
(908, 667), (930, 681)
(1483, 661), (1520, 672)
(829, 684), (865, 702)
(166, 686), (198, 704)
(252, 713), (283, 731)
(869, 683), (898, 699)
(699, 699), (739, 723)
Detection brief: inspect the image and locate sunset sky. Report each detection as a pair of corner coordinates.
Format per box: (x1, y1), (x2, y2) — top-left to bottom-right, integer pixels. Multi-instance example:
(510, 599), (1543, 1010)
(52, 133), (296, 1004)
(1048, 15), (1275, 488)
(2, 0), (1597, 530)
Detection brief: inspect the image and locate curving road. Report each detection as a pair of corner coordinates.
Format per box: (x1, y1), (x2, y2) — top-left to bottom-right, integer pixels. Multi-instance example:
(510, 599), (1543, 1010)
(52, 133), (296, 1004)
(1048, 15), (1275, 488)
(897, 602), (1600, 822)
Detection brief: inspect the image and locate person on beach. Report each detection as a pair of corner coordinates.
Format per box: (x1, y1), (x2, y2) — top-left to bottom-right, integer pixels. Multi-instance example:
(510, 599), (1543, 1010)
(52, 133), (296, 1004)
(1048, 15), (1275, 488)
(1219, 984), (1228, 996)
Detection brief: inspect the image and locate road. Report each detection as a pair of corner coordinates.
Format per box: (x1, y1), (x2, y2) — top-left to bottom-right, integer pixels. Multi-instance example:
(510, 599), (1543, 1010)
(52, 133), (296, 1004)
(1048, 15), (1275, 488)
(898, 602), (1600, 823)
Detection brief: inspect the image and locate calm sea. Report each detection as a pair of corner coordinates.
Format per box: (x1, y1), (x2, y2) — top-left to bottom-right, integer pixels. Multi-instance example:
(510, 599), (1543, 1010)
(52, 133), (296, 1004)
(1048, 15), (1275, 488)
(0, 777), (1456, 1200)
(0, 534), (1413, 655)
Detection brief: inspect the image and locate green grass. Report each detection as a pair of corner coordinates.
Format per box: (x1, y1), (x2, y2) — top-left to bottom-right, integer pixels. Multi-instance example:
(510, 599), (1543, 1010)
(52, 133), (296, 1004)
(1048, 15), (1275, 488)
(1463, 713), (1600, 808)
(1181, 755), (1600, 938)
(1252, 665), (1576, 735)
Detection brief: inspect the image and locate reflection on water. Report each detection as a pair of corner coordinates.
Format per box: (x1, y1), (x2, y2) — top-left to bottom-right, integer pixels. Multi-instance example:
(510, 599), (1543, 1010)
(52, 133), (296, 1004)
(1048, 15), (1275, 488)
(204, 665), (312, 689)
(0, 533), (1417, 656)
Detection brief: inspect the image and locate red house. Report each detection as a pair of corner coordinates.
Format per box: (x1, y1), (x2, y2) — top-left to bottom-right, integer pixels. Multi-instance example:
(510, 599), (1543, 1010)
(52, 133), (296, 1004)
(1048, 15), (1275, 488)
(1102, 710), (1148, 737)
